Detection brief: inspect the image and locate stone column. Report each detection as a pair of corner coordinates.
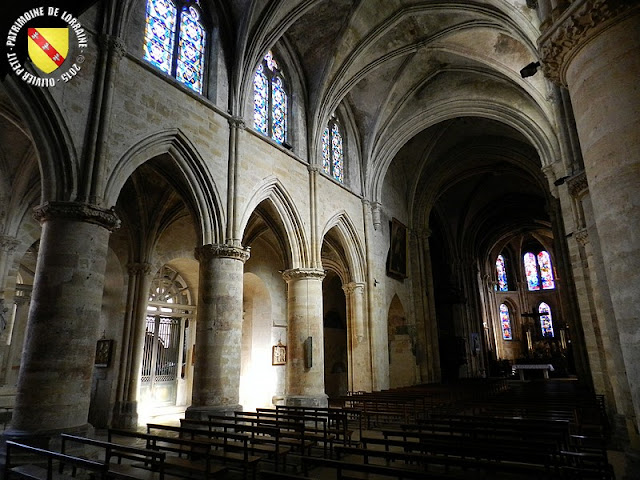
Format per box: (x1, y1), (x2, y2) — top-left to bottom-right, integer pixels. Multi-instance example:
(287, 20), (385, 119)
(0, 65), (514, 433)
(186, 244), (249, 419)
(342, 282), (371, 392)
(282, 268), (327, 407)
(539, 1), (640, 437)
(3, 294), (29, 387)
(112, 262), (152, 428)
(3, 202), (119, 446)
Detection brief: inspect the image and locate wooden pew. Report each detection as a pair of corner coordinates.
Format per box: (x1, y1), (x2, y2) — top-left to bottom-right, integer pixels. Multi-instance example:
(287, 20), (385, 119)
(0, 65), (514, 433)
(60, 434), (171, 480)
(334, 445), (555, 479)
(232, 411), (315, 456)
(255, 408), (335, 457)
(274, 405), (358, 446)
(4, 441), (108, 480)
(301, 456), (453, 479)
(146, 423), (261, 480)
(180, 417), (290, 472)
(108, 429), (227, 480)
(360, 434), (559, 473)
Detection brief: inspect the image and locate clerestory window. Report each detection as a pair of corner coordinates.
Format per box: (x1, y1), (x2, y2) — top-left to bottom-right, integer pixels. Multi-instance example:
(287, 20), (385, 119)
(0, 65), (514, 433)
(143, 0), (206, 94)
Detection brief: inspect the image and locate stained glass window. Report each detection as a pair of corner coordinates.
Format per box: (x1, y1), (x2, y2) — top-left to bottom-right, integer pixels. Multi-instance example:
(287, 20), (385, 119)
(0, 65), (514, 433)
(144, 0), (177, 74)
(524, 250), (555, 291)
(496, 254), (509, 291)
(321, 118), (344, 183)
(253, 50), (288, 144)
(500, 303), (512, 340)
(537, 251), (555, 290)
(539, 302), (554, 337)
(144, 0), (206, 94)
(176, 5), (206, 93)
(524, 252), (540, 291)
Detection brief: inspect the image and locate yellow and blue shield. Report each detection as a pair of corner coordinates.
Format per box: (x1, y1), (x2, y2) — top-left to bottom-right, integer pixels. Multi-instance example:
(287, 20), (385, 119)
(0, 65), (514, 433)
(27, 28), (69, 74)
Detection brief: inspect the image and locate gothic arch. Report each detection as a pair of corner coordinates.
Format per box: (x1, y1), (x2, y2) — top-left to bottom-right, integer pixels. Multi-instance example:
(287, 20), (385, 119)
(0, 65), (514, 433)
(238, 176), (309, 268)
(320, 211), (366, 284)
(370, 101), (558, 204)
(2, 77), (77, 203)
(103, 128), (224, 245)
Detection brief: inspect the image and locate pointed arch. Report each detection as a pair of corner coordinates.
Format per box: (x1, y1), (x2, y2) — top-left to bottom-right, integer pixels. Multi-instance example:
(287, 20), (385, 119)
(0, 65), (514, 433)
(103, 129), (224, 245)
(238, 176), (309, 269)
(321, 211), (366, 284)
(2, 77), (77, 203)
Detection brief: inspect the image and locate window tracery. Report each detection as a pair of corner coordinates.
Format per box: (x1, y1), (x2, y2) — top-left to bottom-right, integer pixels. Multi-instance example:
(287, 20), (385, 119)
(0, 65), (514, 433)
(254, 50), (288, 144)
(322, 117), (344, 182)
(144, 0), (206, 93)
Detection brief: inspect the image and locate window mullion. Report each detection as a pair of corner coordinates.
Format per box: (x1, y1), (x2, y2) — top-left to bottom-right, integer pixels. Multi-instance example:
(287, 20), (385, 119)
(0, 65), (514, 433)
(171, 2), (182, 76)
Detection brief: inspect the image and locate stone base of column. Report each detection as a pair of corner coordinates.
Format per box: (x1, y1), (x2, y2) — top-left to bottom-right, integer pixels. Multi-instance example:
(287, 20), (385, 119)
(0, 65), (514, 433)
(111, 401), (139, 429)
(185, 404), (242, 420)
(278, 394), (329, 408)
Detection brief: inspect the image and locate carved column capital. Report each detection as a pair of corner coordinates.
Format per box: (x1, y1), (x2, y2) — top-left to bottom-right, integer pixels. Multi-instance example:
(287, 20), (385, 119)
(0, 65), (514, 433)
(195, 244), (250, 263)
(413, 228), (432, 240)
(0, 235), (20, 252)
(538, 0), (639, 84)
(574, 228), (589, 246)
(307, 165), (320, 174)
(281, 268), (325, 282)
(228, 116), (245, 129)
(371, 202), (382, 231)
(342, 282), (365, 296)
(100, 34), (127, 58)
(14, 294), (31, 306)
(33, 201), (121, 231)
(127, 262), (152, 276)
(567, 171), (588, 198)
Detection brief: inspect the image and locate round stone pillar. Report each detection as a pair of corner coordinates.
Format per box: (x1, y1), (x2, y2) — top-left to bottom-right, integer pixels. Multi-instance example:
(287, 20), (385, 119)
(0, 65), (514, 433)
(3, 202), (119, 445)
(186, 244), (249, 419)
(282, 269), (328, 407)
(342, 282), (372, 392)
(539, 0), (640, 440)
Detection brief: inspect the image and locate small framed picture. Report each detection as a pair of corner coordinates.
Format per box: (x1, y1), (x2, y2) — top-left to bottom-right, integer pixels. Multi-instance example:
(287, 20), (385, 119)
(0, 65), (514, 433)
(272, 343), (287, 365)
(95, 339), (113, 368)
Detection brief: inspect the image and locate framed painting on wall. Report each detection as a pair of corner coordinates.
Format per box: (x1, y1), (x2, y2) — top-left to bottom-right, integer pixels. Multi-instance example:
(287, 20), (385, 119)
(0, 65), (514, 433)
(388, 217), (408, 279)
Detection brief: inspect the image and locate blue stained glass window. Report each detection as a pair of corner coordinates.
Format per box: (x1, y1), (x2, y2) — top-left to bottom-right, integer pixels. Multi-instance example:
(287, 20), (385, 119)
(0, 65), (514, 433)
(144, 0), (177, 74)
(500, 303), (512, 340)
(524, 252), (540, 291)
(253, 64), (268, 135)
(496, 254), (508, 291)
(321, 127), (331, 173)
(176, 6), (206, 93)
(272, 76), (287, 143)
(539, 302), (554, 337)
(321, 118), (344, 183)
(143, 0), (206, 94)
(332, 123), (344, 182)
(537, 251), (555, 290)
(253, 50), (288, 144)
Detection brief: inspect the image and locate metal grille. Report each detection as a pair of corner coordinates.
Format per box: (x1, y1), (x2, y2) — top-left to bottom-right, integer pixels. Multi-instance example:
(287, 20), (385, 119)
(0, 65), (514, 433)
(141, 316), (181, 385)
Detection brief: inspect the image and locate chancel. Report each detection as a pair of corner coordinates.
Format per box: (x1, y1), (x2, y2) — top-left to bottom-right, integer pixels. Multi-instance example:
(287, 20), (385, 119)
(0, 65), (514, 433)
(0, 0), (638, 478)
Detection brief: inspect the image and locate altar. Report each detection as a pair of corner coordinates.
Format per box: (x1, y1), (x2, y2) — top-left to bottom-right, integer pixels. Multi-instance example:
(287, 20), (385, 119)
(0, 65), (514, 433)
(511, 364), (554, 380)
